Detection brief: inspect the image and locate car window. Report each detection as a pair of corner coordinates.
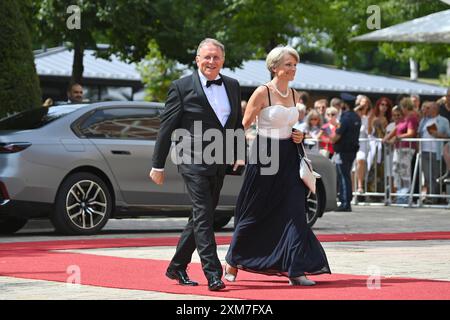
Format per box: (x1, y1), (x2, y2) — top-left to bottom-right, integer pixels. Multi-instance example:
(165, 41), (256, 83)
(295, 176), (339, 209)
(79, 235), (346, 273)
(0, 106), (84, 131)
(79, 107), (161, 140)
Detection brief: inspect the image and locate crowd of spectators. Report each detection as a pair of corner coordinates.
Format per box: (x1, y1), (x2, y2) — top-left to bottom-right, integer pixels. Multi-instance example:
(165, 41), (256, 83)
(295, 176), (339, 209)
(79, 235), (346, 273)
(294, 88), (450, 205)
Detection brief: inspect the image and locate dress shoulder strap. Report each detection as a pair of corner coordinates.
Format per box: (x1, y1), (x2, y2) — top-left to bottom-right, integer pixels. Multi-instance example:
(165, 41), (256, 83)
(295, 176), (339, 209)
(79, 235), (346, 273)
(263, 85), (272, 106)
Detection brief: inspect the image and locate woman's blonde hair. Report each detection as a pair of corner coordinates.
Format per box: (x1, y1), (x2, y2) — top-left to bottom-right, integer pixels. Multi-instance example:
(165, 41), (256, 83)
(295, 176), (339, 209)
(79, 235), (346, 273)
(305, 109), (323, 129)
(399, 97), (414, 111)
(326, 107), (338, 116)
(266, 46), (299, 76)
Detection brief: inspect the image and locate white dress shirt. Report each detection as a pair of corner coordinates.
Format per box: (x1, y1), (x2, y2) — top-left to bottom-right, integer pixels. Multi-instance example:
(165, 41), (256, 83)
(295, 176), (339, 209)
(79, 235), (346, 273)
(152, 71), (231, 172)
(197, 70), (231, 127)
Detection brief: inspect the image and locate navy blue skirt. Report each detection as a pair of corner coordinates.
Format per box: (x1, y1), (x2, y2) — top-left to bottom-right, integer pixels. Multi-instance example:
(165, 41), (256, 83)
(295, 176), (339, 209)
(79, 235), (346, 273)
(225, 136), (331, 278)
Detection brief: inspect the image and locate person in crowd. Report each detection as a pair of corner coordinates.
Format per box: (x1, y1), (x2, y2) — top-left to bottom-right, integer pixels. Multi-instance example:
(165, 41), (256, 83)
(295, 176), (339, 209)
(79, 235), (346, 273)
(411, 94), (421, 115)
(353, 104), (369, 194)
(367, 97), (393, 192)
(149, 38), (244, 292)
(438, 88), (450, 123)
(330, 97), (344, 121)
(372, 97), (393, 138)
(395, 94), (410, 108)
(384, 106), (404, 195)
(314, 99), (329, 125)
(382, 98), (419, 203)
(319, 106), (339, 158)
(332, 93), (362, 212)
(67, 83), (84, 104)
(42, 98), (54, 108)
(437, 89), (450, 183)
(358, 95), (374, 134)
(418, 101), (450, 203)
(297, 90), (310, 106)
(296, 109), (323, 151)
(225, 45), (331, 287)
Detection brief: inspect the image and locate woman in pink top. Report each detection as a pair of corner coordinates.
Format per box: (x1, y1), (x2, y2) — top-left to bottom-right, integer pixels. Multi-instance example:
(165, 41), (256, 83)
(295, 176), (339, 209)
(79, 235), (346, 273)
(383, 98), (418, 196)
(319, 107), (339, 158)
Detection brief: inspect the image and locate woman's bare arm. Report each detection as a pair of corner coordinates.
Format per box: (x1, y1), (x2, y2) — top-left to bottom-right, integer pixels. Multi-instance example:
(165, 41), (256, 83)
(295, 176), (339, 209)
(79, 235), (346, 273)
(242, 86), (267, 130)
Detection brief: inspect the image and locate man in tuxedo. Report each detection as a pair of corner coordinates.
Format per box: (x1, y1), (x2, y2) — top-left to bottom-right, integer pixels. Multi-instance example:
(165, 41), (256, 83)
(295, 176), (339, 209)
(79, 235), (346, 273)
(149, 38), (244, 291)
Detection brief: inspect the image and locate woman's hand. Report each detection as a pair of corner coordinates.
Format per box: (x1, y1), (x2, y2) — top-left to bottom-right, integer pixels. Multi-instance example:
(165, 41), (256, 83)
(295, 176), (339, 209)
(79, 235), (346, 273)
(291, 129), (304, 144)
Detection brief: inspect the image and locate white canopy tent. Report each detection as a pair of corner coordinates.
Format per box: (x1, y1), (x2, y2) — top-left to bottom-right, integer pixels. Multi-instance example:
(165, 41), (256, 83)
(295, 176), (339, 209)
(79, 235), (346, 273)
(352, 8), (450, 80)
(352, 9), (450, 43)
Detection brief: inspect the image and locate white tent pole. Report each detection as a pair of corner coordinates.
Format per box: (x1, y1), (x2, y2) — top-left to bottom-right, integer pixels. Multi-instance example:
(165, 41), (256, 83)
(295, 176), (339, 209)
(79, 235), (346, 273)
(409, 58), (418, 81)
(447, 58), (450, 78)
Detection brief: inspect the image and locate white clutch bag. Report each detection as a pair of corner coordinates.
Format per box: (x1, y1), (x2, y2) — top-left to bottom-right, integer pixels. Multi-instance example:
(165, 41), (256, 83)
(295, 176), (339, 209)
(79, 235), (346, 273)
(297, 144), (321, 194)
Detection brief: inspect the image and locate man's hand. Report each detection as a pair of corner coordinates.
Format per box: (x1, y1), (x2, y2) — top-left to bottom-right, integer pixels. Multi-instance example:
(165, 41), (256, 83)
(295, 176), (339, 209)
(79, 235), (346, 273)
(232, 159), (246, 172)
(428, 128), (438, 138)
(291, 130), (304, 144)
(149, 169), (165, 185)
(331, 133), (341, 144)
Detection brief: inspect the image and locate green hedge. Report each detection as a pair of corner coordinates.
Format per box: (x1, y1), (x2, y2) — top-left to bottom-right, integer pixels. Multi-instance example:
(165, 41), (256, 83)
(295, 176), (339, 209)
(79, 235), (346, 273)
(0, 0), (41, 118)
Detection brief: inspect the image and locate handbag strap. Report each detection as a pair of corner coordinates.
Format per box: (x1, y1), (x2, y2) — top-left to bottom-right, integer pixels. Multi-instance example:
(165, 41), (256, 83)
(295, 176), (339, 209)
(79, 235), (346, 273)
(296, 142), (314, 172)
(296, 143), (307, 160)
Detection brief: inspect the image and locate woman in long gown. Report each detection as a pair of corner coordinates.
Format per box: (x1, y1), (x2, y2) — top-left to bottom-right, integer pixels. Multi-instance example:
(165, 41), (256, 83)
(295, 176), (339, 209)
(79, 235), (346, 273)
(224, 46), (331, 286)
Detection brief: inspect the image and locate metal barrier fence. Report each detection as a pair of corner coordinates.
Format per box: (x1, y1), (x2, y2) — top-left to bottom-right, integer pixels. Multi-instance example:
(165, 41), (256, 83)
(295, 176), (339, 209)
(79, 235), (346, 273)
(305, 137), (450, 208)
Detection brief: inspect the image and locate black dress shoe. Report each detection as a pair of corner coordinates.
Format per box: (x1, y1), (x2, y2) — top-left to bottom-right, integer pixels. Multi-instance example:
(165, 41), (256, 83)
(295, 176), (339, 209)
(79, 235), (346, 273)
(335, 206), (352, 212)
(208, 277), (226, 291)
(166, 268), (198, 286)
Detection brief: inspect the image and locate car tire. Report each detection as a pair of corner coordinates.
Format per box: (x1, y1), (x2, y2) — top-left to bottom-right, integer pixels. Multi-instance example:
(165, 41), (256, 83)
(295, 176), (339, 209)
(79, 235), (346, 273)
(0, 217), (28, 234)
(213, 213), (232, 231)
(51, 172), (112, 235)
(306, 180), (325, 227)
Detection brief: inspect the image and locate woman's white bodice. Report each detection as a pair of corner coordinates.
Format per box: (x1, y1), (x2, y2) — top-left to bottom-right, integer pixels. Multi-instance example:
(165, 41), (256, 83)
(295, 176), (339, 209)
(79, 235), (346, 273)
(257, 105), (299, 139)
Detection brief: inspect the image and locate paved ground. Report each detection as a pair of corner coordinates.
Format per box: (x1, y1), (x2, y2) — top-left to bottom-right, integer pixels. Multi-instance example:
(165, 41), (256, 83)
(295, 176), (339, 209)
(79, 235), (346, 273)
(0, 205), (449, 300)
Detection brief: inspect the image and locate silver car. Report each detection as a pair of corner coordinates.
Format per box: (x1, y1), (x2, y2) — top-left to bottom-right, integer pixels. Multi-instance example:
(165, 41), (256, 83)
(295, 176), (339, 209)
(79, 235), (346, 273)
(0, 101), (337, 235)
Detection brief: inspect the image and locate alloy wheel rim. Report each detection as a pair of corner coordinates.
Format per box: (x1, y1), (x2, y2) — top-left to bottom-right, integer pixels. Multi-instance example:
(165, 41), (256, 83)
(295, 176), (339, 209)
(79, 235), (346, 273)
(65, 180), (107, 229)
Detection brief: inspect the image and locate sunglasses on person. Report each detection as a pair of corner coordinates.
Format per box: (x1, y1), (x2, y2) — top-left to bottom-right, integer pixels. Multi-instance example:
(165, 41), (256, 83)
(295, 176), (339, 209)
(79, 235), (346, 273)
(327, 113), (337, 116)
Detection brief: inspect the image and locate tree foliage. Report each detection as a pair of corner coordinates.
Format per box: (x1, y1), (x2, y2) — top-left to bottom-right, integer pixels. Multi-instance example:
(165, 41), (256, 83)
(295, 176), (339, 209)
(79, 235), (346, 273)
(137, 41), (185, 102)
(0, 0), (41, 118)
(31, 0), (449, 88)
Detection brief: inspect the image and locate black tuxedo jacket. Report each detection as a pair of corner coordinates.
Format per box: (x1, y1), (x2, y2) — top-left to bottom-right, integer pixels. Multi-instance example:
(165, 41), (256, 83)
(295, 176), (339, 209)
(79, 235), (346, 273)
(152, 71), (244, 176)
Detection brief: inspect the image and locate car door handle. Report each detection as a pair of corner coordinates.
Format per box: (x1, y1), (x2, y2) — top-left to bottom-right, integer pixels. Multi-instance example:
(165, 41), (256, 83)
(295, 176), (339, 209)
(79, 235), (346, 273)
(111, 150), (131, 155)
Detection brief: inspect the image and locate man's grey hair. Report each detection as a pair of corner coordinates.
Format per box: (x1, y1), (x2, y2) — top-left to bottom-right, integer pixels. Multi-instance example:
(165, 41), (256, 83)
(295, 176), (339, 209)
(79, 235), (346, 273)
(266, 46), (299, 75)
(196, 38), (225, 57)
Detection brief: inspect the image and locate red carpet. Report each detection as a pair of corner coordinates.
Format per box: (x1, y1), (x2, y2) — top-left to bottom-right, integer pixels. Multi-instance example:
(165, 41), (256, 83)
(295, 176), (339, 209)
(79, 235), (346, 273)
(1, 231), (450, 300)
(1, 251), (449, 300)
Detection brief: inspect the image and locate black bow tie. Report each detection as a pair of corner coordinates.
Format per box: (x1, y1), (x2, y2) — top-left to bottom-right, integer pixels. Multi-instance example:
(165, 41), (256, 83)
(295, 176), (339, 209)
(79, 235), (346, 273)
(206, 78), (223, 88)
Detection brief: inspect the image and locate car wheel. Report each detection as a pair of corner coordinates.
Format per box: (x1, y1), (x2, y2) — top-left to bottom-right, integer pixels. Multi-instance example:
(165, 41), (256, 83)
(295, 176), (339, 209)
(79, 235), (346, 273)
(52, 172), (112, 235)
(0, 217), (28, 234)
(213, 213), (232, 231)
(306, 180), (325, 227)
